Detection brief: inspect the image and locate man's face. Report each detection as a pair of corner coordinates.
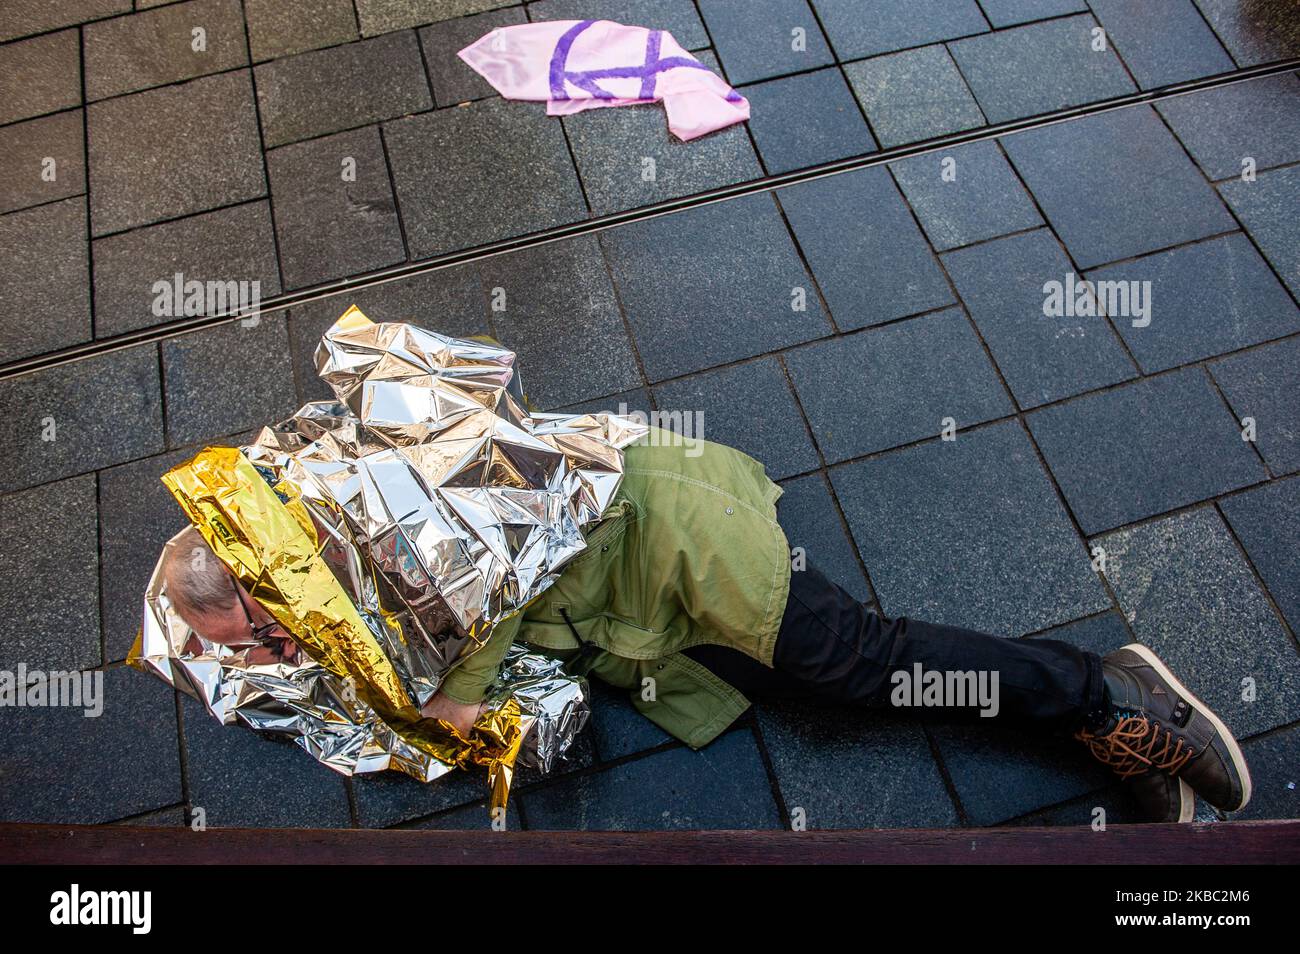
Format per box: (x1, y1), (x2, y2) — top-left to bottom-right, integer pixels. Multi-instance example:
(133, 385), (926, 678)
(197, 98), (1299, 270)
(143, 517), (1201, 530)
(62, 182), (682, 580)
(185, 581), (300, 666)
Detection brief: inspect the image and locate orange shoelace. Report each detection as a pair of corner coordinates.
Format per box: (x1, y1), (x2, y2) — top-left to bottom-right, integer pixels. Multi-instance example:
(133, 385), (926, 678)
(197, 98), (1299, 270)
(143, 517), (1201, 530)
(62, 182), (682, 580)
(1075, 715), (1195, 779)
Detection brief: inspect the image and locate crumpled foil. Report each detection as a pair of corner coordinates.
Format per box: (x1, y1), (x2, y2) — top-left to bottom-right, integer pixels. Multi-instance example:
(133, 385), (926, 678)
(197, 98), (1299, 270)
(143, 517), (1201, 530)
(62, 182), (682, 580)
(130, 304), (647, 810)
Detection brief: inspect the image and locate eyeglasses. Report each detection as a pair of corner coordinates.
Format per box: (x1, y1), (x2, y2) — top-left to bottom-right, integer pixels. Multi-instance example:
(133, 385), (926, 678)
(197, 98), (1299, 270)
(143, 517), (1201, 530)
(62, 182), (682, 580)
(234, 587), (292, 656)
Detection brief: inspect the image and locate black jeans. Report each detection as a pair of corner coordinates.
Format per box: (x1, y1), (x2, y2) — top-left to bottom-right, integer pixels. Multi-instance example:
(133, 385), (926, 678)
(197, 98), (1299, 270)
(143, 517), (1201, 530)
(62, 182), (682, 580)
(684, 562), (1107, 734)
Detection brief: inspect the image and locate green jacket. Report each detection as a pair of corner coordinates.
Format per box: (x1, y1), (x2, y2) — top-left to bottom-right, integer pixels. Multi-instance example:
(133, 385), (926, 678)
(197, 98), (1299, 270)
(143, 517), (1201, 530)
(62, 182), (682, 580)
(438, 427), (793, 748)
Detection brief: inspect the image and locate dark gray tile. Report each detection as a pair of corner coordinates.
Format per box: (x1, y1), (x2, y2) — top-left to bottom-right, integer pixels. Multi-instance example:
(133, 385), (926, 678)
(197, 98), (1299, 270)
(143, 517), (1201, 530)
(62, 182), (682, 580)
(889, 140), (1041, 252)
(742, 68), (876, 175)
(1219, 164), (1300, 300)
(776, 473), (871, 603)
(0, 198), (91, 363)
(355, 0), (513, 36)
(111, 806), (189, 826)
(1091, 0), (1234, 88)
(786, 308), (1013, 461)
(419, 6), (527, 106)
(1088, 233), (1300, 373)
(698, 0), (833, 85)
(354, 766), (492, 826)
(527, 0), (709, 50)
(555, 386), (652, 418)
(87, 71), (267, 236)
(0, 0), (131, 42)
(1231, 726), (1300, 820)
(812, 0), (987, 59)
(0, 475), (100, 671)
(1096, 506), (1300, 737)
(651, 357), (818, 479)
(1157, 73), (1300, 180)
(1211, 336), (1300, 475)
(0, 346), (164, 494)
(244, 0), (360, 61)
(844, 45), (985, 148)
(92, 202), (282, 338)
(758, 702), (958, 828)
(406, 797), (521, 829)
(1028, 368), (1267, 533)
(0, 111), (86, 215)
(1220, 476), (1300, 635)
(384, 98), (587, 257)
(944, 230), (1137, 409)
(289, 267), (488, 403)
(162, 315), (300, 446)
(586, 678), (673, 761)
(1002, 106), (1235, 269)
(1030, 610), (1133, 654)
(255, 31), (432, 147)
(1004, 784), (1148, 827)
(562, 53), (761, 217)
(950, 14), (1135, 123)
(182, 695), (353, 827)
(0, 29), (81, 125)
(831, 420), (1108, 635)
(0, 667), (182, 824)
(600, 193), (830, 380)
(977, 0), (1085, 27)
(266, 125), (406, 288)
(83, 0), (249, 101)
(1193, 0), (1300, 66)
(479, 235), (643, 410)
(778, 166), (954, 330)
(521, 728), (783, 829)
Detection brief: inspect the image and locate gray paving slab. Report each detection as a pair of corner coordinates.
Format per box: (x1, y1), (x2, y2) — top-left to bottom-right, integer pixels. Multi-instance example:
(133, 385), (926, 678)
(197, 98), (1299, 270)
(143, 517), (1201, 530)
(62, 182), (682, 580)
(1004, 784), (1147, 826)
(405, 798), (521, 829)
(1027, 367), (1266, 533)
(0, 345), (164, 494)
(266, 125), (406, 289)
(1087, 232), (1300, 373)
(1157, 73), (1300, 181)
(520, 728), (783, 828)
(586, 679), (674, 760)
(785, 307), (1013, 461)
(844, 44), (985, 148)
(1219, 165), (1300, 300)
(0, 198), (91, 363)
(92, 201), (282, 338)
(776, 473), (871, 603)
(1193, 0), (1300, 66)
(889, 139), (1041, 252)
(812, 0), (988, 60)
(0, 667), (182, 824)
(181, 694), (353, 827)
(527, 0), (709, 51)
(0, 474), (101, 671)
(758, 703), (959, 828)
(831, 419), (1109, 635)
(419, 6), (527, 107)
(651, 357), (818, 479)
(1090, 0), (1234, 88)
(0, 111), (86, 215)
(977, 0), (1086, 28)
(698, 0), (833, 86)
(562, 50), (761, 216)
(555, 386), (653, 419)
(599, 192), (830, 380)
(1210, 335), (1300, 476)
(1220, 476), (1300, 635)
(83, 0), (249, 101)
(1096, 506), (1300, 737)
(161, 314), (300, 447)
(384, 97), (587, 257)
(87, 70), (266, 236)
(742, 68), (876, 175)
(353, 766), (493, 826)
(244, 0), (360, 62)
(355, 0), (514, 36)
(950, 14), (1136, 123)
(1230, 725), (1300, 820)
(778, 165), (954, 330)
(255, 31), (432, 147)
(0, 0), (131, 42)
(1002, 106), (1235, 269)
(0, 29), (81, 125)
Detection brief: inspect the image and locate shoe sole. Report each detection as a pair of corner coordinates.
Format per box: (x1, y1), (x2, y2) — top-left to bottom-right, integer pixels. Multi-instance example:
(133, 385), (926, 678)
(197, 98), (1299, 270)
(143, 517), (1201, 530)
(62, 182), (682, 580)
(1176, 778), (1195, 823)
(1124, 643), (1252, 812)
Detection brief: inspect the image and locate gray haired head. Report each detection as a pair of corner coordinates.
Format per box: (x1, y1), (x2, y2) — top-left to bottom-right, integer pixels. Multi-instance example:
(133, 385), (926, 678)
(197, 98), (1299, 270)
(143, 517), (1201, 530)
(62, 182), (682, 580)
(163, 525), (238, 625)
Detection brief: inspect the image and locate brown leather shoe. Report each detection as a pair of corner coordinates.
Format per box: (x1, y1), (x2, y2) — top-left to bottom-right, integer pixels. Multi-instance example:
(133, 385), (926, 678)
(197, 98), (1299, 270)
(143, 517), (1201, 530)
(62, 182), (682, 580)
(1076, 644), (1250, 814)
(1127, 772), (1195, 823)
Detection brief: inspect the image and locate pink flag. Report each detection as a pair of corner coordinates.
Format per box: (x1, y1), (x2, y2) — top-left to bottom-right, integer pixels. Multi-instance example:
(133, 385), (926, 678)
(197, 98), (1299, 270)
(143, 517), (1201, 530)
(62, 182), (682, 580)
(458, 19), (750, 142)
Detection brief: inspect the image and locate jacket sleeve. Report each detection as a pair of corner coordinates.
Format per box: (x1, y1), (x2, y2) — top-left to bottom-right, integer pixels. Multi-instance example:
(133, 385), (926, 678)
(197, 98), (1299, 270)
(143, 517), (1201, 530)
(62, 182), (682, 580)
(436, 612), (522, 704)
